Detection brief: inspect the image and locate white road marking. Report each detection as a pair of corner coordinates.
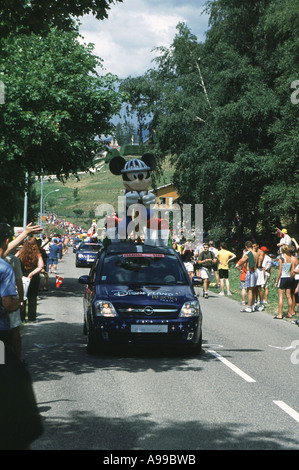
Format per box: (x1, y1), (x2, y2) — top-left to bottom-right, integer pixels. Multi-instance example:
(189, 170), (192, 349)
(202, 344), (224, 349)
(273, 401), (299, 423)
(207, 349), (256, 383)
(269, 344), (296, 350)
(33, 343), (79, 349)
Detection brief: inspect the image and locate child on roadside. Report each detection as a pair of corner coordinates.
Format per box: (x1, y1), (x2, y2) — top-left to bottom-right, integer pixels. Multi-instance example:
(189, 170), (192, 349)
(235, 251), (247, 306)
(274, 245), (293, 319)
(261, 246), (272, 305)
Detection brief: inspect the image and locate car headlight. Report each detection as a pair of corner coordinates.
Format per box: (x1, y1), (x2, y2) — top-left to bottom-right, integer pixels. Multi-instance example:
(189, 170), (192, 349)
(179, 300), (200, 317)
(78, 254), (84, 258)
(94, 300), (118, 317)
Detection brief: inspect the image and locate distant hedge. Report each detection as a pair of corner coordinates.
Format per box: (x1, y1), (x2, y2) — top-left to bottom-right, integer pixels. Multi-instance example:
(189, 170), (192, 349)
(119, 144), (142, 156)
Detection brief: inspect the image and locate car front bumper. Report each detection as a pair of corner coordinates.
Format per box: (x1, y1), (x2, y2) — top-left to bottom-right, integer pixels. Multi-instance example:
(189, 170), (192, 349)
(91, 316), (202, 346)
(76, 257), (96, 266)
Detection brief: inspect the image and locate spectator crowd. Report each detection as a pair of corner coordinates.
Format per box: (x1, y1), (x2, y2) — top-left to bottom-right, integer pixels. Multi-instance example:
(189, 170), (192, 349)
(173, 230), (299, 319)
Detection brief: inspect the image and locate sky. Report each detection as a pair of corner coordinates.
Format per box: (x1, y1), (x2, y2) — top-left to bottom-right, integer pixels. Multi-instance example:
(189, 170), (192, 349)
(78, 0), (210, 79)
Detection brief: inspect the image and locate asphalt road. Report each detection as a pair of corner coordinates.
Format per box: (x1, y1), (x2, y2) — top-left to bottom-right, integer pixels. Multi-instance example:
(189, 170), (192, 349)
(21, 250), (299, 450)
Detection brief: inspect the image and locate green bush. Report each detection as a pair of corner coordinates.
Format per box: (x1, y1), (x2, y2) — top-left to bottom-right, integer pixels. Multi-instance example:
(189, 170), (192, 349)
(119, 144), (142, 156)
(105, 147), (120, 163)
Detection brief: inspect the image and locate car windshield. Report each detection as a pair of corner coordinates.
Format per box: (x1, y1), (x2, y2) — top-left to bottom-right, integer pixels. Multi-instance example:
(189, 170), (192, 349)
(78, 243), (101, 252)
(99, 253), (188, 285)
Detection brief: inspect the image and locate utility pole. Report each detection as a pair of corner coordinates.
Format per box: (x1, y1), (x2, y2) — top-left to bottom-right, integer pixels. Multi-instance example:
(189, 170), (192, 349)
(23, 172), (28, 228)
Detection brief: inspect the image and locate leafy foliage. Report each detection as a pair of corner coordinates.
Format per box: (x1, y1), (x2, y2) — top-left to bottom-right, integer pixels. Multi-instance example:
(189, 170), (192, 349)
(1, 30), (121, 179)
(0, 1), (124, 225)
(121, 1), (299, 239)
(0, 0), (123, 36)
(114, 121), (137, 146)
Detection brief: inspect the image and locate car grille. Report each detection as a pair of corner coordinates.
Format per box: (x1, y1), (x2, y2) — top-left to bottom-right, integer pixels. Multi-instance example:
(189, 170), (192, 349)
(117, 305), (178, 318)
(108, 332), (183, 343)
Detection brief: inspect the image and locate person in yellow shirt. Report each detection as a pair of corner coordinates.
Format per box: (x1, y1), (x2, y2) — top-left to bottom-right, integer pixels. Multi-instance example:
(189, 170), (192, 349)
(216, 242), (236, 296)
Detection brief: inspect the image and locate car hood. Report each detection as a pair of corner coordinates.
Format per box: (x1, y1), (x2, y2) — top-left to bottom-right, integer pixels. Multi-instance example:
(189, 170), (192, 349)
(96, 284), (195, 308)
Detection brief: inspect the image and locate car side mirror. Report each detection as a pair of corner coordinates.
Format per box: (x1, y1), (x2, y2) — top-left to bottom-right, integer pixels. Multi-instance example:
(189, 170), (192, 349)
(78, 275), (92, 285)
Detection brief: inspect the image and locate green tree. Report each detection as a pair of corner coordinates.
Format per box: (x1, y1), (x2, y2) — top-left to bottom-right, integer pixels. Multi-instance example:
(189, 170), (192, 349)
(199, 0), (298, 235)
(121, 1), (299, 238)
(73, 208), (84, 217)
(1, 29), (122, 178)
(0, 171), (38, 226)
(256, 0), (299, 229)
(0, 0), (124, 225)
(114, 122), (125, 146)
(114, 121), (137, 145)
(0, 0), (123, 37)
(105, 147), (120, 163)
(0, 29), (123, 224)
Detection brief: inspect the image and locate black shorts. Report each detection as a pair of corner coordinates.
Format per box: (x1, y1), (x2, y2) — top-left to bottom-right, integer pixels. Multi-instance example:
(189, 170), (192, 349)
(219, 269), (229, 279)
(292, 279), (299, 302)
(0, 330), (12, 347)
(278, 277), (292, 290)
(291, 279), (299, 293)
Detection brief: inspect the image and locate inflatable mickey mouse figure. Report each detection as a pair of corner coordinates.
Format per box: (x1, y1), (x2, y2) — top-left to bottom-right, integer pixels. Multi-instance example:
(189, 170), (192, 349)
(108, 153), (169, 245)
(109, 153), (156, 207)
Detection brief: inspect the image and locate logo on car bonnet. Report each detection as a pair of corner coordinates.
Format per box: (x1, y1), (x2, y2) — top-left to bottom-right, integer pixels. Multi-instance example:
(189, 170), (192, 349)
(144, 306), (154, 315)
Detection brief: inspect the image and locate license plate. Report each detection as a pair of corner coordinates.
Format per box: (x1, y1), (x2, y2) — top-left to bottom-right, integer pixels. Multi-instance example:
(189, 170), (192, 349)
(131, 325), (168, 333)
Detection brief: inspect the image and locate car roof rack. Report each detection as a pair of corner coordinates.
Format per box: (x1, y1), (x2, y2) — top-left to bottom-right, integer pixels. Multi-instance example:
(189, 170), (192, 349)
(106, 242), (174, 255)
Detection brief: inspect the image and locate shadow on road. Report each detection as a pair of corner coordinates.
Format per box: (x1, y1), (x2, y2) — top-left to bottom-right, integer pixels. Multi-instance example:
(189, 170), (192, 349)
(23, 317), (213, 381)
(32, 409), (297, 450)
(40, 276), (86, 299)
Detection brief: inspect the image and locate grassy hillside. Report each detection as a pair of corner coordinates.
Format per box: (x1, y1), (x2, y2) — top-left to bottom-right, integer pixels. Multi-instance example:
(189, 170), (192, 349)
(36, 157), (174, 229)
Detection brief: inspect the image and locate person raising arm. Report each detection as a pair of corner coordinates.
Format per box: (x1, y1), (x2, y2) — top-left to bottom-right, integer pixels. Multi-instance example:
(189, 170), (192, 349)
(4, 223), (42, 257)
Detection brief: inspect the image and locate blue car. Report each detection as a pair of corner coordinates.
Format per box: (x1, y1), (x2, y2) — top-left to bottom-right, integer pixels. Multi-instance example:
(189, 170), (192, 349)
(79, 242), (203, 355)
(75, 242), (103, 267)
